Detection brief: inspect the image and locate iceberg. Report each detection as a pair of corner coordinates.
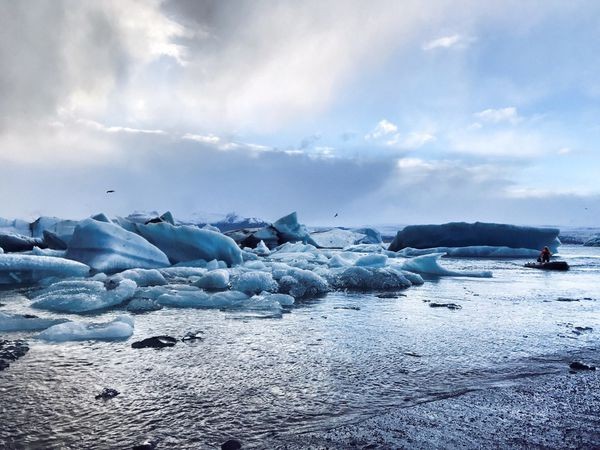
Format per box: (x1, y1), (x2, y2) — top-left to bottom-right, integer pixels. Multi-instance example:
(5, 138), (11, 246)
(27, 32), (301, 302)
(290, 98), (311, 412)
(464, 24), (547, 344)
(355, 254), (388, 267)
(310, 228), (368, 248)
(584, 234), (600, 247)
(231, 272), (278, 295)
(396, 246), (540, 258)
(0, 254), (90, 284)
(0, 312), (69, 331)
(136, 222), (243, 266)
(65, 218), (170, 272)
(272, 212), (319, 246)
(126, 298), (163, 312)
(111, 268), (167, 287)
(157, 289), (249, 309)
(0, 217), (30, 236)
(328, 266), (412, 291)
(400, 253), (493, 278)
(193, 269), (230, 290)
(388, 222), (561, 252)
(31, 217), (78, 249)
(0, 233), (46, 252)
(31, 279), (137, 313)
(38, 315), (134, 342)
(275, 268), (328, 298)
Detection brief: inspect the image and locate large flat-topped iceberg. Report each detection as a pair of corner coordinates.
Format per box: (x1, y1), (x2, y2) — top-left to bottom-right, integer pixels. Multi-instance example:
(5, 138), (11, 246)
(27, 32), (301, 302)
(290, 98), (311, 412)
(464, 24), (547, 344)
(136, 222), (243, 266)
(388, 222), (560, 252)
(0, 254), (90, 284)
(66, 219), (170, 273)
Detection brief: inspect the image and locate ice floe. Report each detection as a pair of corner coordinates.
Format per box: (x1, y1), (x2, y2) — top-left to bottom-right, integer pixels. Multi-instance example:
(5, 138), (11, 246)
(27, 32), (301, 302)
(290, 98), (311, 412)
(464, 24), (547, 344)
(38, 315), (134, 342)
(31, 279), (137, 313)
(0, 254), (90, 284)
(400, 253), (492, 278)
(0, 312), (69, 331)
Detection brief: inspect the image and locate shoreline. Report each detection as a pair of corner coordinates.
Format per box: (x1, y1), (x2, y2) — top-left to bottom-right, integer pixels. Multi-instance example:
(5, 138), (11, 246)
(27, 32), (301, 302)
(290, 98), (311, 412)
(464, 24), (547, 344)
(276, 368), (600, 449)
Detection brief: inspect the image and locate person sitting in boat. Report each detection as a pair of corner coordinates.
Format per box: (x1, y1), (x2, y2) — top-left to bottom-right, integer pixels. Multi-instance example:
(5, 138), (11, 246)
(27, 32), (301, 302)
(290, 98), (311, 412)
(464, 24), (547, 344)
(538, 246), (551, 263)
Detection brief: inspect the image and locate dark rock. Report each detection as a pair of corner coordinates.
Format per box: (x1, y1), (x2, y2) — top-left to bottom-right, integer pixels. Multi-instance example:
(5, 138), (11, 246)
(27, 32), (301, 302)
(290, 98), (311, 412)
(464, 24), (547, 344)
(404, 352), (422, 358)
(221, 439), (242, 450)
(334, 306), (361, 311)
(429, 303), (462, 310)
(557, 297), (579, 302)
(0, 302), (5, 307)
(0, 339), (29, 370)
(131, 336), (177, 349)
(95, 388), (120, 400)
(569, 362), (596, 371)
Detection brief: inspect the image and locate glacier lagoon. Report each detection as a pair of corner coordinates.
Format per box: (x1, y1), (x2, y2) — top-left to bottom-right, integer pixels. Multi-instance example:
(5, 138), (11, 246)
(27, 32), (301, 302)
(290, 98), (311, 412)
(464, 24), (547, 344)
(0, 215), (599, 449)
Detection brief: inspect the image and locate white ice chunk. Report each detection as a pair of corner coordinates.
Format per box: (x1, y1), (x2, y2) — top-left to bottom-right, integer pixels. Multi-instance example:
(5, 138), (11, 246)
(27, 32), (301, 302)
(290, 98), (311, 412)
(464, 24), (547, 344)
(136, 222), (243, 266)
(342, 243), (387, 253)
(396, 246), (539, 258)
(32, 279), (137, 313)
(111, 268), (167, 287)
(193, 269), (230, 290)
(38, 315), (134, 342)
(0, 312), (69, 331)
(29, 247), (67, 258)
(66, 218), (169, 272)
(311, 228), (367, 248)
(276, 268), (328, 298)
(159, 266), (207, 279)
(252, 240), (271, 256)
(259, 292), (295, 306)
(328, 266), (412, 291)
(327, 254), (353, 268)
(0, 254), (90, 285)
(126, 298), (162, 312)
(157, 289), (249, 309)
(400, 253), (492, 277)
(232, 272), (278, 295)
(355, 254), (388, 267)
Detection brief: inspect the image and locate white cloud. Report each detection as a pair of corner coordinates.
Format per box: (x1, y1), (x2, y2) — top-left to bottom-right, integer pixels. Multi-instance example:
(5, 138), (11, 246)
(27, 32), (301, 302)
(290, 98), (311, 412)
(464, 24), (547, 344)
(366, 119), (398, 140)
(423, 34), (473, 50)
(474, 107), (521, 125)
(78, 119), (166, 135)
(182, 133), (221, 145)
(557, 147), (572, 155)
(387, 132), (436, 149)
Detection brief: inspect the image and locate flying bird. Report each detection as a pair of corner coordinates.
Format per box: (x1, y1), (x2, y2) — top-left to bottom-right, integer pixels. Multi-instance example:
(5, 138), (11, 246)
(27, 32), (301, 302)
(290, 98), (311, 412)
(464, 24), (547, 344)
(106, 190), (115, 194)
(334, 213), (338, 217)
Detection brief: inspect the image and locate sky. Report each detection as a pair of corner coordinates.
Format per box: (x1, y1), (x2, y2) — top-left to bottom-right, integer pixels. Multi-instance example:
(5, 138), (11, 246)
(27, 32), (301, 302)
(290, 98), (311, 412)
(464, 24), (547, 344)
(1, 0), (599, 227)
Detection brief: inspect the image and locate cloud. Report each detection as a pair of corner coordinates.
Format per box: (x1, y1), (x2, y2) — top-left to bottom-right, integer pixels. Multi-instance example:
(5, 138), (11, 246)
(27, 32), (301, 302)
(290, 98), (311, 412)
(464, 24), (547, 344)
(78, 119), (166, 135)
(386, 132), (436, 149)
(423, 34), (473, 50)
(366, 119), (398, 140)
(474, 107), (521, 125)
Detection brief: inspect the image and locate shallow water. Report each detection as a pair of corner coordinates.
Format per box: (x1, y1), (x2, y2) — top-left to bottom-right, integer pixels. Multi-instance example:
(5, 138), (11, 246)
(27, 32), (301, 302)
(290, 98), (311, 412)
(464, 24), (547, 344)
(1, 245), (599, 449)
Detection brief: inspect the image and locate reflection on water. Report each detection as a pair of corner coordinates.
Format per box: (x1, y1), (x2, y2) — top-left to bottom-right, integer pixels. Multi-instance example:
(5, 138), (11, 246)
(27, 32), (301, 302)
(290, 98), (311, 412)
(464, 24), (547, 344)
(0, 246), (599, 449)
